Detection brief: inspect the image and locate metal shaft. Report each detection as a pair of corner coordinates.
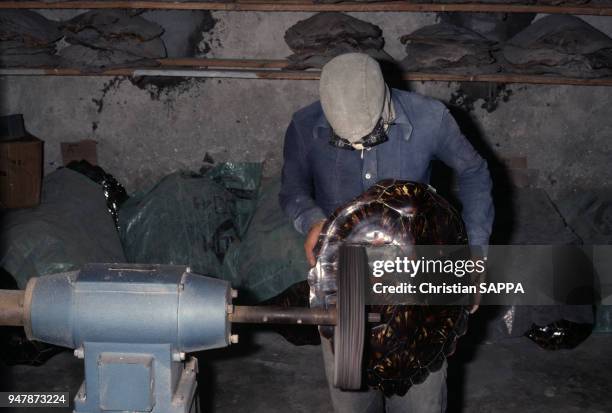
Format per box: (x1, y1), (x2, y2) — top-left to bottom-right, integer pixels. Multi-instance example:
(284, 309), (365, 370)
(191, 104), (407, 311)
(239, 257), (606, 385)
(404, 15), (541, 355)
(230, 306), (381, 326)
(0, 289), (25, 326)
(231, 306), (337, 325)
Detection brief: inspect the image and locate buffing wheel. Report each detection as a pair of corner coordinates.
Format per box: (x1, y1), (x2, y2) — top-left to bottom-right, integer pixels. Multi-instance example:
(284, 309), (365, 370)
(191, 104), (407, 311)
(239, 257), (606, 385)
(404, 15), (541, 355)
(333, 244), (366, 390)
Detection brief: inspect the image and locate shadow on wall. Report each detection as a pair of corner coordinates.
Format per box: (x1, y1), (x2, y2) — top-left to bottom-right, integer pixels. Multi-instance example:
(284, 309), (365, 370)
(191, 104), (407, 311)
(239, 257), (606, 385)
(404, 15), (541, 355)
(383, 63), (517, 412)
(383, 61), (515, 245)
(432, 90), (517, 413)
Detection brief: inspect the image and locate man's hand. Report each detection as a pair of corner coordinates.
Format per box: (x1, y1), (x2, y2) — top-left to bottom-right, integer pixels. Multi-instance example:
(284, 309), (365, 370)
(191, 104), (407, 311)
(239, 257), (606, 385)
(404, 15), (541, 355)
(469, 256), (486, 314)
(305, 220), (326, 267)
(469, 294), (481, 314)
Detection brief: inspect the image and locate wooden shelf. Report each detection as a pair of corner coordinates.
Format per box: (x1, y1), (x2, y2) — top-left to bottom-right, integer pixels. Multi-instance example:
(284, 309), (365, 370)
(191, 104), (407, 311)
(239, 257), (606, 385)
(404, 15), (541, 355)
(0, 1), (612, 16)
(2, 58), (612, 86)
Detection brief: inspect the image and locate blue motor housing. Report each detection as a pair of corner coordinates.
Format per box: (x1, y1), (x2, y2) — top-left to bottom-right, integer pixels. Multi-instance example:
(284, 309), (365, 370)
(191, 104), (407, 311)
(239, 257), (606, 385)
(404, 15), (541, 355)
(23, 263), (232, 413)
(25, 263), (231, 352)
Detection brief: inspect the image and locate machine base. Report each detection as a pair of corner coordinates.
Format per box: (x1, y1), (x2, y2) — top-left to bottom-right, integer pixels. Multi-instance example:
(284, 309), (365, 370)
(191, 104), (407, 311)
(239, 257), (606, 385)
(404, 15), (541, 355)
(74, 342), (200, 413)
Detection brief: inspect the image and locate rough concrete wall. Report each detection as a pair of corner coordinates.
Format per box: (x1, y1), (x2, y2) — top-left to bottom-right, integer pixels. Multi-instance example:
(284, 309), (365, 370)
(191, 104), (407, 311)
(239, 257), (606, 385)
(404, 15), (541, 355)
(1, 75), (318, 191)
(1, 11), (611, 198)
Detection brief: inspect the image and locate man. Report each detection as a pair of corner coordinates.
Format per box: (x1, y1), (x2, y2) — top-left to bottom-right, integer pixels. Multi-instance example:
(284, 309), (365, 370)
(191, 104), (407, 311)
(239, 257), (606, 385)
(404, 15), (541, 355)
(279, 53), (493, 412)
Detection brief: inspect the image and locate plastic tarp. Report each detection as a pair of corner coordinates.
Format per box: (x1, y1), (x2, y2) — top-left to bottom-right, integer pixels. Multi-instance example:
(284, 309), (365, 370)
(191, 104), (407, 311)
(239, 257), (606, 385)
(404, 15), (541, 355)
(206, 162), (263, 238)
(119, 164), (260, 278)
(221, 176), (309, 303)
(0, 168), (126, 289)
(119, 165), (308, 303)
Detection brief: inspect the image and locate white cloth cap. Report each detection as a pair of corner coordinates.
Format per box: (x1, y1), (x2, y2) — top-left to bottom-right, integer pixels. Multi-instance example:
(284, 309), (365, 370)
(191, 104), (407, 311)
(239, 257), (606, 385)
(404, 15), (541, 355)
(319, 53), (386, 143)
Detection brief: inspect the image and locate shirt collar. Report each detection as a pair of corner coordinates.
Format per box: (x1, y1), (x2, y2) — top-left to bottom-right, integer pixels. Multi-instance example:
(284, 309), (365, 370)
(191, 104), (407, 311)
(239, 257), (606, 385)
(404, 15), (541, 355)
(389, 91), (412, 127)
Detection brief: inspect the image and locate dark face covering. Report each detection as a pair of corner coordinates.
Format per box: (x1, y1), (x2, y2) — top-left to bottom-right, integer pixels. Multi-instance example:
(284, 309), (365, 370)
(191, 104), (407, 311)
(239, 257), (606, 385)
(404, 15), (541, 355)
(328, 117), (392, 150)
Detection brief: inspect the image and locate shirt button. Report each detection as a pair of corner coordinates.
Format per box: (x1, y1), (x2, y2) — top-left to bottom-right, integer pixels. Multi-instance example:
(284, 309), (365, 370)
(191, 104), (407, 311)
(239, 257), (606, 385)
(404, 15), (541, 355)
(365, 173), (372, 180)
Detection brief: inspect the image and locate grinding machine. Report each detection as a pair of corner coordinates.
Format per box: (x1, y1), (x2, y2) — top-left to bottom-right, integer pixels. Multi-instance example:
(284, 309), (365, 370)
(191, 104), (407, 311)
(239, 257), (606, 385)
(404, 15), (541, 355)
(0, 251), (372, 413)
(0, 181), (473, 410)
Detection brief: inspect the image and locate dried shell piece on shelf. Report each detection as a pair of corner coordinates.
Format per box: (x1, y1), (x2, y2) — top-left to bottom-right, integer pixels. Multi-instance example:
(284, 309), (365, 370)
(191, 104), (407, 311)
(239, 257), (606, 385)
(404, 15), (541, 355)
(63, 10), (164, 42)
(0, 10), (61, 68)
(59, 10), (167, 69)
(284, 12), (394, 70)
(399, 23), (499, 74)
(0, 10), (61, 46)
(502, 15), (612, 78)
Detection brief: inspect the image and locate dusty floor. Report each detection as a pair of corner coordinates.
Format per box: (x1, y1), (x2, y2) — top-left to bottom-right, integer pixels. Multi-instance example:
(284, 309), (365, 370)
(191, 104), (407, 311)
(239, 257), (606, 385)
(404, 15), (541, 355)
(1, 322), (611, 413)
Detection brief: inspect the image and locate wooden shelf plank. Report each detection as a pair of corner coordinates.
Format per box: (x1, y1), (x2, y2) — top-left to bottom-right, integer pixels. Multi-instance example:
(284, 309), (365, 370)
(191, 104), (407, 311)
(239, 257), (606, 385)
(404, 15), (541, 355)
(2, 60), (612, 86)
(0, 1), (612, 16)
(399, 72), (612, 86)
(159, 58), (289, 68)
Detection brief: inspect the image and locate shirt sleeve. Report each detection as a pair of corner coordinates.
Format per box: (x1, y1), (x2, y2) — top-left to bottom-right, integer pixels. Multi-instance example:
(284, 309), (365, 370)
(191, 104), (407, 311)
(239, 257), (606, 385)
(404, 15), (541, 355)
(279, 119), (327, 235)
(434, 108), (494, 248)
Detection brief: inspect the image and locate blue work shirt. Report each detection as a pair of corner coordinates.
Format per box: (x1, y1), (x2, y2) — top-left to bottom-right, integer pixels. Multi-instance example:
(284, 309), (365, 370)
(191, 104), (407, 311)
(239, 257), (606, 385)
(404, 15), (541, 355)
(279, 88), (494, 246)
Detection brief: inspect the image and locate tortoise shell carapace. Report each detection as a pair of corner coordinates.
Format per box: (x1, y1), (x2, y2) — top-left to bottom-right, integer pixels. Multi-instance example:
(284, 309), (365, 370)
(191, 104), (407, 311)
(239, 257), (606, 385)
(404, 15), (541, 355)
(310, 179), (470, 396)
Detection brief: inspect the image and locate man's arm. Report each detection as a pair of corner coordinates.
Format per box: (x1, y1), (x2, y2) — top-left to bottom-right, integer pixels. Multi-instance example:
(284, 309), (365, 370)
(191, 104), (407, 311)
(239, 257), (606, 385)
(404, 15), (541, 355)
(434, 108), (494, 247)
(279, 119), (327, 236)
